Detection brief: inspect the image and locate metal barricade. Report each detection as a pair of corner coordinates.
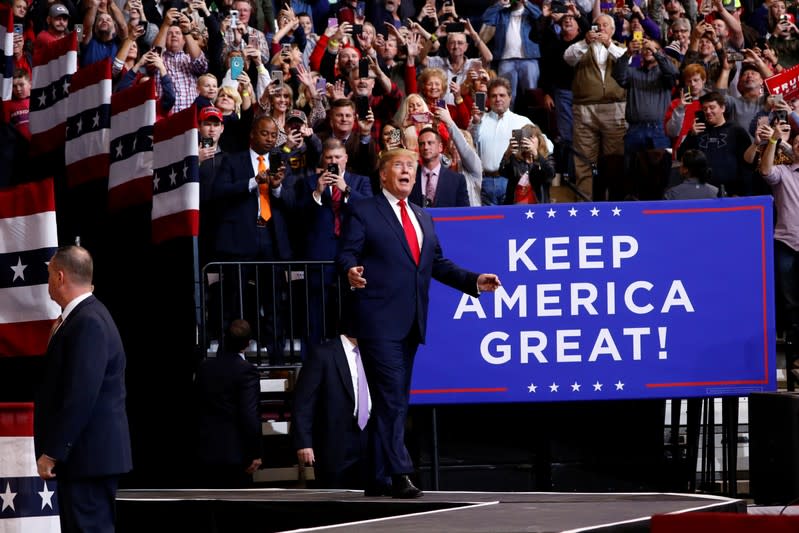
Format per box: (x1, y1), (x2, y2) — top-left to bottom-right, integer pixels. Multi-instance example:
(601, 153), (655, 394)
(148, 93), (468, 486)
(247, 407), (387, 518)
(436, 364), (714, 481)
(200, 261), (344, 364)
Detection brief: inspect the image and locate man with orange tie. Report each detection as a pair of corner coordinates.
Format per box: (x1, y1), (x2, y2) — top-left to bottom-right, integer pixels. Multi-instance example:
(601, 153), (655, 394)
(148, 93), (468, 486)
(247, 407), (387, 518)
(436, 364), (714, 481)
(337, 148), (501, 498)
(212, 116), (296, 360)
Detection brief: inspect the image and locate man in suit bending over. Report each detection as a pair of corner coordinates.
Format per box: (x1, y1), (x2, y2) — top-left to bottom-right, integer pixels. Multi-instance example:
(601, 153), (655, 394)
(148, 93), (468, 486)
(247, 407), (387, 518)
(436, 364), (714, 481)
(337, 148), (501, 498)
(35, 245), (132, 532)
(410, 127), (470, 208)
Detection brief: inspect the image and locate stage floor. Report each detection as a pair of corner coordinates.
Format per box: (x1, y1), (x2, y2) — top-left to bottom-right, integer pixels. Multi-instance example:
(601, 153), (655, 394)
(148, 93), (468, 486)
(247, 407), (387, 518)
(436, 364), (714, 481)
(116, 488), (745, 532)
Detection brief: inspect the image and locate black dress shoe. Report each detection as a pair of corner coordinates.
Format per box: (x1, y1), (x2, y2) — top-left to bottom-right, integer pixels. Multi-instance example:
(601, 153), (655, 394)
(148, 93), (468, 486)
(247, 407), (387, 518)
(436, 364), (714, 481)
(363, 484), (392, 497)
(391, 475), (423, 499)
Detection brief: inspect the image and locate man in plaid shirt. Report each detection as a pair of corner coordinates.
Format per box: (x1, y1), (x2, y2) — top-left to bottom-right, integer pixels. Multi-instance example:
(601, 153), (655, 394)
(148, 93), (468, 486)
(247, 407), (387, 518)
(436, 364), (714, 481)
(152, 8), (209, 112)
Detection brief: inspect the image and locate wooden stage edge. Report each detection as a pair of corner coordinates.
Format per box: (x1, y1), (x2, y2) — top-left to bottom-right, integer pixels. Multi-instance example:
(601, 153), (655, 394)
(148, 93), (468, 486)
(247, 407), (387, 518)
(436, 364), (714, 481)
(116, 489), (745, 533)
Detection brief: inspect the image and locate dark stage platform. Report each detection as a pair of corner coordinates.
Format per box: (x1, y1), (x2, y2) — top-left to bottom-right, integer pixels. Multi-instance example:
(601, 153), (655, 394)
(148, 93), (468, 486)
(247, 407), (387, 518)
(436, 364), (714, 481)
(116, 488), (745, 532)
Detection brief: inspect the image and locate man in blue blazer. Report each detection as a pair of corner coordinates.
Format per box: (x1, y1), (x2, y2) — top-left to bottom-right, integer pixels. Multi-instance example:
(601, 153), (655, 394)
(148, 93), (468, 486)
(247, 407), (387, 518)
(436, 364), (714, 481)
(292, 334), (379, 489)
(409, 128), (470, 208)
(298, 137), (373, 261)
(194, 319), (263, 488)
(295, 138), (373, 343)
(337, 148), (501, 498)
(35, 245), (132, 532)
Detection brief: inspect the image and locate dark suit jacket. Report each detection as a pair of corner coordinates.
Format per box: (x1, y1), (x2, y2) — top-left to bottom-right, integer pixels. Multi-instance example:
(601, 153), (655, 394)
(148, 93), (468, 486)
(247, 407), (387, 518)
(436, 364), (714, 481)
(337, 193), (479, 343)
(34, 295), (132, 479)
(292, 338), (365, 475)
(410, 166), (470, 208)
(194, 351), (262, 466)
(298, 171), (373, 260)
(212, 149), (295, 260)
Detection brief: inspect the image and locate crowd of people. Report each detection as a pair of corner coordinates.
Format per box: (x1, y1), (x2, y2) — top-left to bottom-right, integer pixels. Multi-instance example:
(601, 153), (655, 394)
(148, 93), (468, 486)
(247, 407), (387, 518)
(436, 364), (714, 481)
(16, 0), (799, 509)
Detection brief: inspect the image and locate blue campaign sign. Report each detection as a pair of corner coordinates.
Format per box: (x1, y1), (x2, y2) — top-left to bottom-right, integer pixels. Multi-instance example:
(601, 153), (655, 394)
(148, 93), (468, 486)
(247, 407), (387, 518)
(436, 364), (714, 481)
(410, 197), (776, 405)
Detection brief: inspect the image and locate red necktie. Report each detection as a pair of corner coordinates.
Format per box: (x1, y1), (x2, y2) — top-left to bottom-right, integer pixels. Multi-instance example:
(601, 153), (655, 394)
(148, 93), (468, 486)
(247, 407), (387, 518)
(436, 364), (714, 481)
(331, 185), (342, 237)
(399, 199), (420, 265)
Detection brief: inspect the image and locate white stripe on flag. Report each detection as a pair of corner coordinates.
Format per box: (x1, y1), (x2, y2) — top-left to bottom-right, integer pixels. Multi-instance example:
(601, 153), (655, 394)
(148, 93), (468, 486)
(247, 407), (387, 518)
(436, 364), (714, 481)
(112, 102), (156, 138)
(153, 128), (198, 170)
(68, 79), (111, 115)
(65, 129), (109, 165)
(0, 211), (58, 255)
(28, 97), (69, 135)
(152, 182), (199, 220)
(0, 437), (35, 478)
(0, 285), (60, 323)
(108, 151), (153, 189)
(31, 51), (77, 89)
(1, 516), (62, 533)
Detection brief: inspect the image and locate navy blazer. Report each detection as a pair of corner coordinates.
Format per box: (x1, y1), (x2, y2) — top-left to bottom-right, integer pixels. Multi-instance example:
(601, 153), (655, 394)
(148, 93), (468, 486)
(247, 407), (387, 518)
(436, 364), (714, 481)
(194, 351), (262, 466)
(298, 171), (373, 260)
(292, 338), (365, 475)
(337, 194), (479, 343)
(211, 149), (295, 260)
(34, 295), (132, 479)
(410, 166), (470, 208)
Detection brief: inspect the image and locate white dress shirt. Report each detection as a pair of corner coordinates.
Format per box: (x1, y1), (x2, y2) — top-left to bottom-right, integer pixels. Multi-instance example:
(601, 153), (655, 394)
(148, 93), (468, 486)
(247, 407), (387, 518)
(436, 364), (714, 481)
(340, 335), (371, 417)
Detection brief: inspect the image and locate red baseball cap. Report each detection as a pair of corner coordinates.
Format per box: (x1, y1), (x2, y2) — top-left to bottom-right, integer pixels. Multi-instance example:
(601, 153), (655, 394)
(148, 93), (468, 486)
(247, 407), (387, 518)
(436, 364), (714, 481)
(199, 106), (223, 122)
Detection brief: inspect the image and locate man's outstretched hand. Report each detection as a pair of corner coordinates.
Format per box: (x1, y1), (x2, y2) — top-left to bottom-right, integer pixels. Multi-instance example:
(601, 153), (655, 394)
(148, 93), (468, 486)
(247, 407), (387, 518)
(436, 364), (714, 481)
(477, 274), (501, 292)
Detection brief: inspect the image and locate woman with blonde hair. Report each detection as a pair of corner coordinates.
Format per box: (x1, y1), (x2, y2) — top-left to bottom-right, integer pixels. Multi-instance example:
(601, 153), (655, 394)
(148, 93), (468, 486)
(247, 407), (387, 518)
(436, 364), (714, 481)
(406, 67), (472, 130)
(393, 93), (442, 151)
(500, 124), (554, 204)
(257, 83), (294, 146)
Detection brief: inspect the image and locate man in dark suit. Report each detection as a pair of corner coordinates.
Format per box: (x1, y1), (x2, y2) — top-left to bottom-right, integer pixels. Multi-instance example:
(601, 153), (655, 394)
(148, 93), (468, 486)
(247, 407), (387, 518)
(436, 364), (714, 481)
(337, 148), (501, 498)
(295, 137), (372, 343)
(299, 137), (373, 261)
(292, 334), (379, 489)
(212, 115), (294, 263)
(410, 128), (470, 208)
(318, 98), (378, 182)
(212, 115), (295, 361)
(194, 319), (263, 488)
(35, 245), (132, 532)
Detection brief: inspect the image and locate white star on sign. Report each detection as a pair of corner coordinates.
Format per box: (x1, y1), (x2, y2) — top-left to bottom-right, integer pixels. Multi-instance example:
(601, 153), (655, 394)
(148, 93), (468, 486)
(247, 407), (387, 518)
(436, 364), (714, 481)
(593, 381), (603, 391)
(92, 112), (100, 128)
(549, 382), (559, 392)
(615, 380), (625, 391)
(568, 207), (578, 217)
(590, 207), (600, 216)
(527, 383), (537, 393)
(75, 117), (82, 134)
(38, 92), (47, 107)
(114, 142), (123, 158)
(62, 78), (70, 95)
(571, 382), (581, 392)
(38, 481), (54, 510)
(182, 162), (188, 178)
(1, 482), (16, 512)
(525, 209), (534, 219)
(169, 169), (177, 185)
(546, 208), (556, 218)
(10, 257), (27, 282)
(612, 206), (621, 216)
(153, 174), (160, 191)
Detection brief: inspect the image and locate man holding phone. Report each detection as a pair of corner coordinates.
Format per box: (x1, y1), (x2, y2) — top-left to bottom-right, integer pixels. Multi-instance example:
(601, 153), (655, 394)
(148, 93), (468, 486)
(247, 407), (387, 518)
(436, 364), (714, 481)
(347, 55), (402, 140)
(223, 0), (270, 67)
(563, 14), (627, 200)
(678, 91), (752, 195)
(151, 8), (208, 112)
(422, 22), (492, 105)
